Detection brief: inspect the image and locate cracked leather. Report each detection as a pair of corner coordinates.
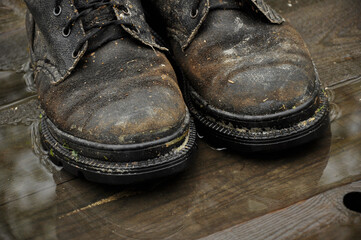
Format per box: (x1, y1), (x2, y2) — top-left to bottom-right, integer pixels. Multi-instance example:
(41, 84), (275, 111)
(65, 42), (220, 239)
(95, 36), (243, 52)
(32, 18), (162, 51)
(149, 0), (319, 117)
(25, 0), (187, 145)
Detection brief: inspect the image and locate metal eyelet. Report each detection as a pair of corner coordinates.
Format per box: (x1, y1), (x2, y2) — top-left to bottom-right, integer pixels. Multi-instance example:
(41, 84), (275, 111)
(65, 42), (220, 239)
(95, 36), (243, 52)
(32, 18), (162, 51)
(53, 6), (62, 16)
(190, 9), (199, 19)
(118, 5), (130, 15)
(62, 27), (71, 37)
(122, 7), (130, 15)
(72, 50), (79, 59)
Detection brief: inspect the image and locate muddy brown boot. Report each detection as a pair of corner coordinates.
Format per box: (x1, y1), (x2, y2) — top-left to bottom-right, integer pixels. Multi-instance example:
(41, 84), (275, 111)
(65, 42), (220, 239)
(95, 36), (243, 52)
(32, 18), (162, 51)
(24, 0), (196, 184)
(146, 0), (329, 151)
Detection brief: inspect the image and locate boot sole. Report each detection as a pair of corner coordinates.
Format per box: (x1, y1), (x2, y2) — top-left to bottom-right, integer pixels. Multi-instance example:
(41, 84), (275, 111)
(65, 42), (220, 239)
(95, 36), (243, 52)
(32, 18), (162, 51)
(184, 81), (330, 152)
(40, 115), (197, 184)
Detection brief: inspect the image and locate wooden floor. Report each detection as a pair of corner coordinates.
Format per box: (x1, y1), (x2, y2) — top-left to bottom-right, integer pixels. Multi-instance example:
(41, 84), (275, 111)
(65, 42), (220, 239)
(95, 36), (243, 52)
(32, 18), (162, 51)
(0, 0), (360, 239)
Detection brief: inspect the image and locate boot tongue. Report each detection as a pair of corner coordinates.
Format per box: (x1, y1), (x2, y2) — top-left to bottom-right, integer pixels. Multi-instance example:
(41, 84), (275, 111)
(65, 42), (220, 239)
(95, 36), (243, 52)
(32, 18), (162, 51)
(74, 1), (124, 53)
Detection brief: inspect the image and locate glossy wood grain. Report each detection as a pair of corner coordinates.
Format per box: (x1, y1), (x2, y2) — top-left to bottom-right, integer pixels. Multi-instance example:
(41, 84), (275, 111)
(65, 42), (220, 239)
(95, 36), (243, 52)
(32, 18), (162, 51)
(201, 181), (361, 240)
(0, 0), (27, 71)
(0, 0), (360, 239)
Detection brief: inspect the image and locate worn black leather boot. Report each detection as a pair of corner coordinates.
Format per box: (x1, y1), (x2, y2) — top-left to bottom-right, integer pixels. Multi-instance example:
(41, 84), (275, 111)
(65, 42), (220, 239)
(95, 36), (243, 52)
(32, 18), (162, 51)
(24, 0), (196, 184)
(146, 0), (330, 151)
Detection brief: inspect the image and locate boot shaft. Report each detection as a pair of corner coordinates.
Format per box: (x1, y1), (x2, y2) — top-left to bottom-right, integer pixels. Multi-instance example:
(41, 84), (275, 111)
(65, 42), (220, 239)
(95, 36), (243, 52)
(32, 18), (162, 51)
(25, 0), (165, 84)
(147, 0), (284, 50)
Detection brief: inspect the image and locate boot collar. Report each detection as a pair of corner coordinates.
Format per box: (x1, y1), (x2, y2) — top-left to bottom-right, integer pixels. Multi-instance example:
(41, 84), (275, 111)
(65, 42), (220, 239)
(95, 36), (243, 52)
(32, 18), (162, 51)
(171, 0), (284, 51)
(25, 0), (166, 84)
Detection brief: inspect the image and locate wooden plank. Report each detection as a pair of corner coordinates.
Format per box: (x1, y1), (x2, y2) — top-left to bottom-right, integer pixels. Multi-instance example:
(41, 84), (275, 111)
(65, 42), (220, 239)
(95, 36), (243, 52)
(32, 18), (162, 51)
(0, 121), (75, 206)
(200, 181), (361, 240)
(0, 2), (28, 71)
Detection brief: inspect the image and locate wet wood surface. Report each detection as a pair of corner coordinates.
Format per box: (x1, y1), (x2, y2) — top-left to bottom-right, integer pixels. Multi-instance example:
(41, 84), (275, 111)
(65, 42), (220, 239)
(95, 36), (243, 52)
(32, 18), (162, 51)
(0, 0), (360, 239)
(202, 181), (361, 240)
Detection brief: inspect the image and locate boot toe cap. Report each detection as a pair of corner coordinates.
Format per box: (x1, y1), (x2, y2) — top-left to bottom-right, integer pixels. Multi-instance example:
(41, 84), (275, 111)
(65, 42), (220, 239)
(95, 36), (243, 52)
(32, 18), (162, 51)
(206, 63), (317, 116)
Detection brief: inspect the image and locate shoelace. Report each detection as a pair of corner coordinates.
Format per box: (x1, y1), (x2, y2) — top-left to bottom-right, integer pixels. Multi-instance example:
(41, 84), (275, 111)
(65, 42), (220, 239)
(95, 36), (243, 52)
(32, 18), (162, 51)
(53, 0), (133, 58)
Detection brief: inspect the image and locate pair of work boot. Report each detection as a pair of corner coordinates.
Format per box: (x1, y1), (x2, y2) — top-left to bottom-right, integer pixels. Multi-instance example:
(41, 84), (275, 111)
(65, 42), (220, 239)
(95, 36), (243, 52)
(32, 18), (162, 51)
(25, 0), (329, 184)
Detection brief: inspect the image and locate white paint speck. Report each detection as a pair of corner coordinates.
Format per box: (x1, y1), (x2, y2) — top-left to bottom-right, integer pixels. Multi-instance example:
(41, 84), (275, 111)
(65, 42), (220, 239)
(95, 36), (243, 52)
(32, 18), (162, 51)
(234, 17), (243, 32)
(224, 49), (237, 55)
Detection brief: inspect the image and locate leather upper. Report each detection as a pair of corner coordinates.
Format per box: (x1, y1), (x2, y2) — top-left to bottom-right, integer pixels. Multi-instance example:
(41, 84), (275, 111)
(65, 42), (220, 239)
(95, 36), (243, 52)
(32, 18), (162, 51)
(148, 0), (319, 117)
(25, 0), (187, 145)
(173, 10), (317, 116)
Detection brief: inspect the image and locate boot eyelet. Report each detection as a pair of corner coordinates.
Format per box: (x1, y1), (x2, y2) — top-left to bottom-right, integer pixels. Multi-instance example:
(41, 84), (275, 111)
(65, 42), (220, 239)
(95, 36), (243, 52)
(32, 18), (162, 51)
(62, 27), (71, 37)
(72, 50), (79, 59)
(122, 8), (130, 15)
(190, 9), (199, 19)
(118, 5), (130, 15)
(53, 6), (62, 16)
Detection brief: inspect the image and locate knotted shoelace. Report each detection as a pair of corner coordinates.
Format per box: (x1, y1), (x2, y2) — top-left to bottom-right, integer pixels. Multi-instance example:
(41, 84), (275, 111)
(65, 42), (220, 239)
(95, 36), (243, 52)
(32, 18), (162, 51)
(54, 0), (134, 57)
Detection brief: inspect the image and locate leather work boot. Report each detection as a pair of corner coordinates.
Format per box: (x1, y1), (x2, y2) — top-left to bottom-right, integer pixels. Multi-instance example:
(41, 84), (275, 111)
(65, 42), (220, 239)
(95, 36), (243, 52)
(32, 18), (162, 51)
(24, 0), (196, 184)
(146, 0), (330, 151)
